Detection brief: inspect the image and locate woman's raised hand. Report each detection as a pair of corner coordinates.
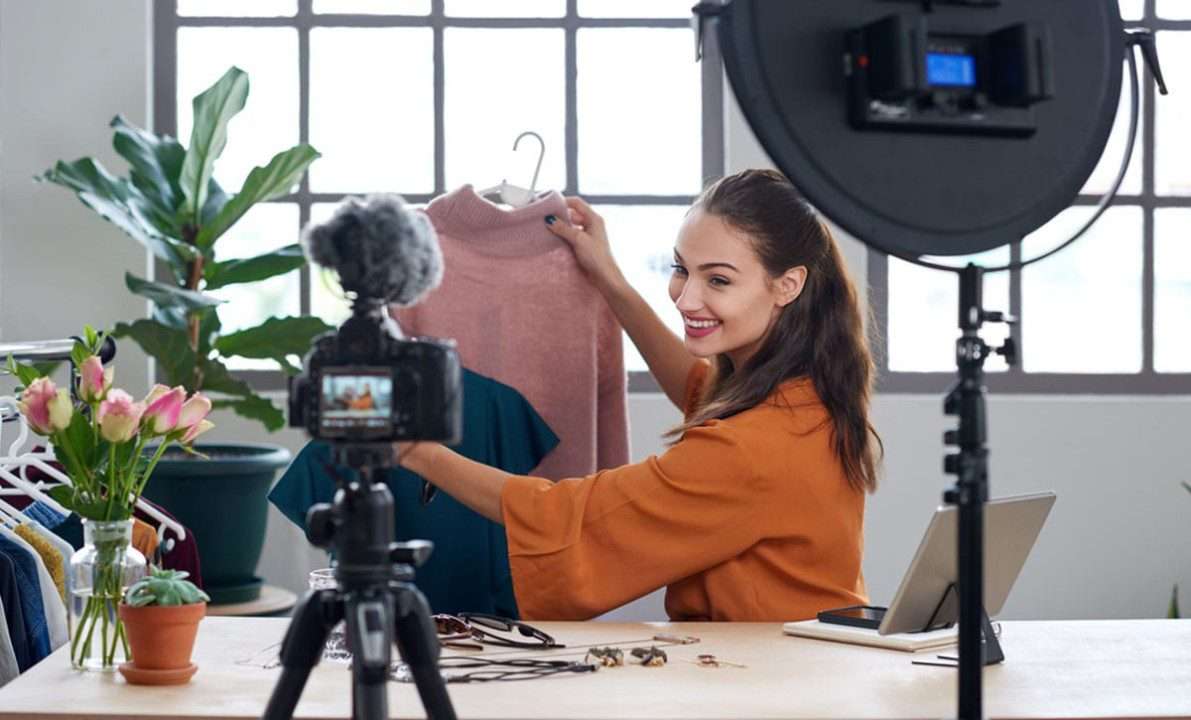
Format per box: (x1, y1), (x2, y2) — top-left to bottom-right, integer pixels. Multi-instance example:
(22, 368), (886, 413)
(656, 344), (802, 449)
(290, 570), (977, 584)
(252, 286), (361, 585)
(544, 197), (625, 291)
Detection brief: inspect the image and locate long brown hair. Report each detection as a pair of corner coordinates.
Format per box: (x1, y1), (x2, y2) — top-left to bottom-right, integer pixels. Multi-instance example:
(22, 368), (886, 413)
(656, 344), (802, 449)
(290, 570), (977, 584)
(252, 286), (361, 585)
(667, 169), (882, 493)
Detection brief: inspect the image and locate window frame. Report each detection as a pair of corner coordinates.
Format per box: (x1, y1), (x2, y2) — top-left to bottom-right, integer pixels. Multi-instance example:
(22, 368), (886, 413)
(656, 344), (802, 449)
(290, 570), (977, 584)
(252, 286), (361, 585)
(153, 0), (724, 394)
(872, 4), (1191, 395)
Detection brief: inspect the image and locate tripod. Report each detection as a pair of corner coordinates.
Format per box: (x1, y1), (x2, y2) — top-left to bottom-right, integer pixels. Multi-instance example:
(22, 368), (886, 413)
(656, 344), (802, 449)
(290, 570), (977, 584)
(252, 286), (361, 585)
(263, 445), (457, 720)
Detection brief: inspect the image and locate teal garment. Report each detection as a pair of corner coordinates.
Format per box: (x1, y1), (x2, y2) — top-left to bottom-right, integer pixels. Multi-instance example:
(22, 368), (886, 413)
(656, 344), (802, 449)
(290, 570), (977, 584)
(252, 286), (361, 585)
(269, 368), (558, 618)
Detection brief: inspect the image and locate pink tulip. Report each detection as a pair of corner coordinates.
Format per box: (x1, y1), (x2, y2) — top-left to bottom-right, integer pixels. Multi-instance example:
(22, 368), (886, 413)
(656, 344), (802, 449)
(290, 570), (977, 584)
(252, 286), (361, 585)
(142, 384), (170, 406)
(181, 419), (214, 445)
(97, 390), (145, 443)
(141, 385), (186, 435)
(78, 355), (113, 403)
(176, 393), (212, 433)
(18, 378), (72, 435)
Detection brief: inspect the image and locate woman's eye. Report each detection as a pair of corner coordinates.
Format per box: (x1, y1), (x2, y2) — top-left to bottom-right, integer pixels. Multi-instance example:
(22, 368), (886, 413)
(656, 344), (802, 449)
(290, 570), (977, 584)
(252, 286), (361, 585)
(670, 263), (688, 276)
(710, 276), (730, 287)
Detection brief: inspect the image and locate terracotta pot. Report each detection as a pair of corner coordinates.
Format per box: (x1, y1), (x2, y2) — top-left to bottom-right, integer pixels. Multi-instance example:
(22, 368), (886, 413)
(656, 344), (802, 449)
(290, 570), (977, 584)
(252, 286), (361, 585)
(118, 602), (206, 674)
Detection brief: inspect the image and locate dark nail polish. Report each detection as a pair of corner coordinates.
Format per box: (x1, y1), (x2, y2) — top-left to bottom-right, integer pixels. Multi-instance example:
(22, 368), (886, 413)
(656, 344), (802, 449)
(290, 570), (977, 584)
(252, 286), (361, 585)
(545, 215), (556, 225)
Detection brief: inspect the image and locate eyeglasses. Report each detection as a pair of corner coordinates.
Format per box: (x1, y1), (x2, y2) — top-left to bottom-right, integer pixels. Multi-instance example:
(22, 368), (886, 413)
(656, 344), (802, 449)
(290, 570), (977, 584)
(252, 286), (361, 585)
(392, 656), (595, 684)
(432, 613), (563, 649)
(439, 656), (594, 683)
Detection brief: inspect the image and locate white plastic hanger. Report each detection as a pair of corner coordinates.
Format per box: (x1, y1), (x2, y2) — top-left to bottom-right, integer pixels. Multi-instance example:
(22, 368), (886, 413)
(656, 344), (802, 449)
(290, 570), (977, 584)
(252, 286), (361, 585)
(478, 131), (547, 208)
(0, 395), (186, 543)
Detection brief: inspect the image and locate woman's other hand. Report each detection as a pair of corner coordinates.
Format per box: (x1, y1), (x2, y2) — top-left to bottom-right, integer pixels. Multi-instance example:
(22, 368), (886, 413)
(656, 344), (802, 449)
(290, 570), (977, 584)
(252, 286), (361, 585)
(545, 197), (626, 292)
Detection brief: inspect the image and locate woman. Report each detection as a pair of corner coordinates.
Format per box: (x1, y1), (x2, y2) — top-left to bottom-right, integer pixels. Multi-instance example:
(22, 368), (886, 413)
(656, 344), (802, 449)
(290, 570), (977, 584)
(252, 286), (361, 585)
(398, 169), (882, 621)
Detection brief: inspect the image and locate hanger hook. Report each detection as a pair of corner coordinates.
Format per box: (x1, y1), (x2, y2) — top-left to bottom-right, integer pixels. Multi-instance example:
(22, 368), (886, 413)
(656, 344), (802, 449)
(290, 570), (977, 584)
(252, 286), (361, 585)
(512, 131), (545, 195)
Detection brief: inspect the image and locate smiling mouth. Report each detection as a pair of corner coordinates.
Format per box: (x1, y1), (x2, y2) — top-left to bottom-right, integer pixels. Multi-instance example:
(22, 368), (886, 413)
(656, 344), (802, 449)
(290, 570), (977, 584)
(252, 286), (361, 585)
(684, 317), (722, 329)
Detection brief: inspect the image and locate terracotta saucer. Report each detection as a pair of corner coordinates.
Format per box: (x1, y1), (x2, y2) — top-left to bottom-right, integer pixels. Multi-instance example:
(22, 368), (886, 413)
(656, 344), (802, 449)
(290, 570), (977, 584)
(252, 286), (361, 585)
(118, 662), (198, 686)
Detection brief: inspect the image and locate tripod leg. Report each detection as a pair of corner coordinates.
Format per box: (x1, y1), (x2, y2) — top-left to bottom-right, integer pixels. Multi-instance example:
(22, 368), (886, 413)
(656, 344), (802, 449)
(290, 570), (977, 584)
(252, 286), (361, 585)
(344, 590), (396, 720)
(264, 589), (341, 720)
(392, 583), (457, 720)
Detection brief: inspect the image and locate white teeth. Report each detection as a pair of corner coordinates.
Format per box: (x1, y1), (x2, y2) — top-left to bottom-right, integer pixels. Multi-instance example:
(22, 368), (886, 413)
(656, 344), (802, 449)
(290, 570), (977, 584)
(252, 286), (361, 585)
(685, 318), (721, 329)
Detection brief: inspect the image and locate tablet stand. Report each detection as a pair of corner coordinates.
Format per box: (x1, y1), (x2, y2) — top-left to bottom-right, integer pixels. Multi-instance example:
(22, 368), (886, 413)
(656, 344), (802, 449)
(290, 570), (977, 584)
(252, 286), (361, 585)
(913, 582), (1004, 668)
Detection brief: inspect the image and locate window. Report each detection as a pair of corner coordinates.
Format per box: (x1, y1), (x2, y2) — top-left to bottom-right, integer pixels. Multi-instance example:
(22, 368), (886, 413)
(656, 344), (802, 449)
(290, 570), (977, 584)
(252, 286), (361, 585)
(156, 0), (722, 389)
(872, 1), (1191, 393)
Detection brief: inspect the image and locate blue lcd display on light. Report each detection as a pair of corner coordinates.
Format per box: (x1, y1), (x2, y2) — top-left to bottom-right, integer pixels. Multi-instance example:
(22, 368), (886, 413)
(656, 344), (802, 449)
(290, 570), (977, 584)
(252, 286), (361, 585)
(926, 52), (976, 87)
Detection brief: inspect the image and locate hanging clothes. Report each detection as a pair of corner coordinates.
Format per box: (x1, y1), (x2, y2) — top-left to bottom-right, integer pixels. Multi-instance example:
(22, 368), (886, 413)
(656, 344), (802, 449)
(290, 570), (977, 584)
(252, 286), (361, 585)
(12, 524), (65, 604)
(270, 368), (558, 617)
(0, 524), (66, 653)
(131, 518), (159, 562)
(0, 551), (30, 680)
(0, 534), (50, 668)
(392, 185), (630, 480)
(0, 593), (18, 688)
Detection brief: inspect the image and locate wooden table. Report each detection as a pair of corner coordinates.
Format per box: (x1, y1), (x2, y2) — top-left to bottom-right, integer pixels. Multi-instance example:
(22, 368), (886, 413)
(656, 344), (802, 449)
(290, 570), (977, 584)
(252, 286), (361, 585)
(0, 618), (1188, 719)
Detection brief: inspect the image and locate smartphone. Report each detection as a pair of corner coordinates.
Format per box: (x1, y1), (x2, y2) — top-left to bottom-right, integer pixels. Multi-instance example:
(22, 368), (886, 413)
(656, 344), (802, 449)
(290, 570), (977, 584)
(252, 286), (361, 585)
(816, 605), (887, 630)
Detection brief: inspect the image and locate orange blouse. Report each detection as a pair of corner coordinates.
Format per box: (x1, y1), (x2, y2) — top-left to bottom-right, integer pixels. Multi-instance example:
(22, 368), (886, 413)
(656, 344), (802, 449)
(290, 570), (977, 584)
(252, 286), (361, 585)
(500, 361), (868, 621)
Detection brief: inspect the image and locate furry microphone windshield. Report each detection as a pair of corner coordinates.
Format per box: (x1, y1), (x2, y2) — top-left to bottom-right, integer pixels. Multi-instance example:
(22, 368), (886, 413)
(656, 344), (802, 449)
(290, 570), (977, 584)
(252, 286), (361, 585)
(301, 193), (444, 308)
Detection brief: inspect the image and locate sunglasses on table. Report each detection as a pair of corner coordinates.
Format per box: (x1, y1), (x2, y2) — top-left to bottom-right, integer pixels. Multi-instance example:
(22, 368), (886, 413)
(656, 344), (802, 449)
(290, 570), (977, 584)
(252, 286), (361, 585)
(433, 613), (564, 649)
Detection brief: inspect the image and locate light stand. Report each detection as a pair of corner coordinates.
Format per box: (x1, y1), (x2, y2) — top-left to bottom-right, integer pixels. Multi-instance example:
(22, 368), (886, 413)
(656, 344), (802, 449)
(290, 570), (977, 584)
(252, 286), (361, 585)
(944, 264), (1015, 715)
(262, 445), (456, 720)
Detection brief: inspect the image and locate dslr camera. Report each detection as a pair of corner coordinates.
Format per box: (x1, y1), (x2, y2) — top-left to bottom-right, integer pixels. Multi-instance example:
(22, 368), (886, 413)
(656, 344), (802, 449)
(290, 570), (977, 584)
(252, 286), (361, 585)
(288, 311), (462, 443)
(287, 193), (462, 447)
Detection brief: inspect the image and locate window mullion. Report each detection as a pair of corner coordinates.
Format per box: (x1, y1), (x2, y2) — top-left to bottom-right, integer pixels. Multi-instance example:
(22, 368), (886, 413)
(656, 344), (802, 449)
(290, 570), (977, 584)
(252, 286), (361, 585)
(565, 0), (578, 195)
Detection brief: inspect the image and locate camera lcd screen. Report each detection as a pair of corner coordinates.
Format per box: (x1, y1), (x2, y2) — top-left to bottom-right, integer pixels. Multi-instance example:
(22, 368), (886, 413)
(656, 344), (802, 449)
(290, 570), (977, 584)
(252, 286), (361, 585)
(319, 369), (393, 435)
(926, 52), (976, 88)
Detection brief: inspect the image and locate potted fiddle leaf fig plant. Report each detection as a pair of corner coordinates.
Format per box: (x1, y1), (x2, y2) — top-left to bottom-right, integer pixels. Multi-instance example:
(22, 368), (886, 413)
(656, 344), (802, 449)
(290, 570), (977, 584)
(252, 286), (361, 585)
(39, 66), (329, 604)
(118, 566), (210, 685)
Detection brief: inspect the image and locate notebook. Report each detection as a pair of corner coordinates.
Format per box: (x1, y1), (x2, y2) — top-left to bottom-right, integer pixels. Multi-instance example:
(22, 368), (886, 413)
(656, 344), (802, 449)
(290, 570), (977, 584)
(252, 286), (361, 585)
(782, 619), (958, 653)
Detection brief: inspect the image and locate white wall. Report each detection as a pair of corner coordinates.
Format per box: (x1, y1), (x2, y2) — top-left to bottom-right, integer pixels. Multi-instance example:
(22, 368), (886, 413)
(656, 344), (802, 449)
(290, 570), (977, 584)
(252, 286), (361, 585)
(0, 0), (152, 395)
(2, 1), (1187, 622)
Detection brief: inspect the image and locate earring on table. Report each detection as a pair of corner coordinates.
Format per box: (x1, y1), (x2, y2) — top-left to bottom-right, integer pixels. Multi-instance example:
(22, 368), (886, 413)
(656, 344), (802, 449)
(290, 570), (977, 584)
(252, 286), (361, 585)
(584, 647), (625, 667)
(630, 646), (668, 666)
(688, 653), (747, 669)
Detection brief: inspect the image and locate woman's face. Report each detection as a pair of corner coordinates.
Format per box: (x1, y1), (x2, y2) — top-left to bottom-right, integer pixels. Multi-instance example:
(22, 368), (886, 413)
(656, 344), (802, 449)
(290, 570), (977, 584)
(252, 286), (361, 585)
(668, 209), (801, 368)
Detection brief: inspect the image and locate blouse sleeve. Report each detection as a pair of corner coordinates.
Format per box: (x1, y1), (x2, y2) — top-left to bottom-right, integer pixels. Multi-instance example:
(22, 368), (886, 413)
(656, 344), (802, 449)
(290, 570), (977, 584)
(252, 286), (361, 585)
(500, 417), (771, 620)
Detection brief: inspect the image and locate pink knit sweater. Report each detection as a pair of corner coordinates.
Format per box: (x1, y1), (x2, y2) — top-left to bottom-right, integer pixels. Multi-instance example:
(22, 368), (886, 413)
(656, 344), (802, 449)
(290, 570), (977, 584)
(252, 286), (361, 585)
(392, 185), (630, 479)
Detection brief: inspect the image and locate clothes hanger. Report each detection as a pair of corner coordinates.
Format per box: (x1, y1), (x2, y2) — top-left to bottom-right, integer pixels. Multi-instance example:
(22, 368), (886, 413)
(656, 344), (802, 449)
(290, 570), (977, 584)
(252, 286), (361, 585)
(477, 131), (546, 209)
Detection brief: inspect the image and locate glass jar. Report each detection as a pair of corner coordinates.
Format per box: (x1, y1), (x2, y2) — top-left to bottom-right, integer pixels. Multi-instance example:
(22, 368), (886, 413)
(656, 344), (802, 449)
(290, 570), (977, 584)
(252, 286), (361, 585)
(308, 568), (351, 663)
(68, 519), (146, 671)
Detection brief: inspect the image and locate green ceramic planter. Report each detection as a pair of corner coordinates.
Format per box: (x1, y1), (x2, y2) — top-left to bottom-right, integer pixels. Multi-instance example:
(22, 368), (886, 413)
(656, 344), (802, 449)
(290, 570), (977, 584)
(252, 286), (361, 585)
(141, 443), (291, 605)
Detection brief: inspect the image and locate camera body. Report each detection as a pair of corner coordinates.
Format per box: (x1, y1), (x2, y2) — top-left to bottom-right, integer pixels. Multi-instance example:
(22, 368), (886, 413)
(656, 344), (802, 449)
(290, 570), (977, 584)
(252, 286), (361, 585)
(289, 309), (462, 445)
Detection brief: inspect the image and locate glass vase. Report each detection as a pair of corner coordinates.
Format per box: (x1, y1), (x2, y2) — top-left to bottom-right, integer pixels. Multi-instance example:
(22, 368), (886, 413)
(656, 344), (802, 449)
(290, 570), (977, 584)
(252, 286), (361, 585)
(68, 519), (146, 671)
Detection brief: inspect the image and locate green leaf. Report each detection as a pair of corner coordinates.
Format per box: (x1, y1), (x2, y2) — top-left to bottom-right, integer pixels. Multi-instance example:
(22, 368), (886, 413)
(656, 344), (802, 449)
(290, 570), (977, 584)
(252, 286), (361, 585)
(199, 176), (231, 230)
(214, 316), (332, 367)
(70, 342), (89, 370)
(39, 159), (196, 268)
(196, 356), (253, 398)
(195, 144), (319, 248)
(179, 67), (249, 223)
(6, 356), (43, 387)
(197, 309), (222, 358)
(125, 272), (223, 312)
(54, 411), (102, 486)
(1170, 585), (1181, 620)
(112, 319), (197, 388)
(30, 361), (61, 379)
(203, 244), (307, 290)
(152, 305), (189, 331)
(219, 392), (285, 432)
(110, 115), (185, 233)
